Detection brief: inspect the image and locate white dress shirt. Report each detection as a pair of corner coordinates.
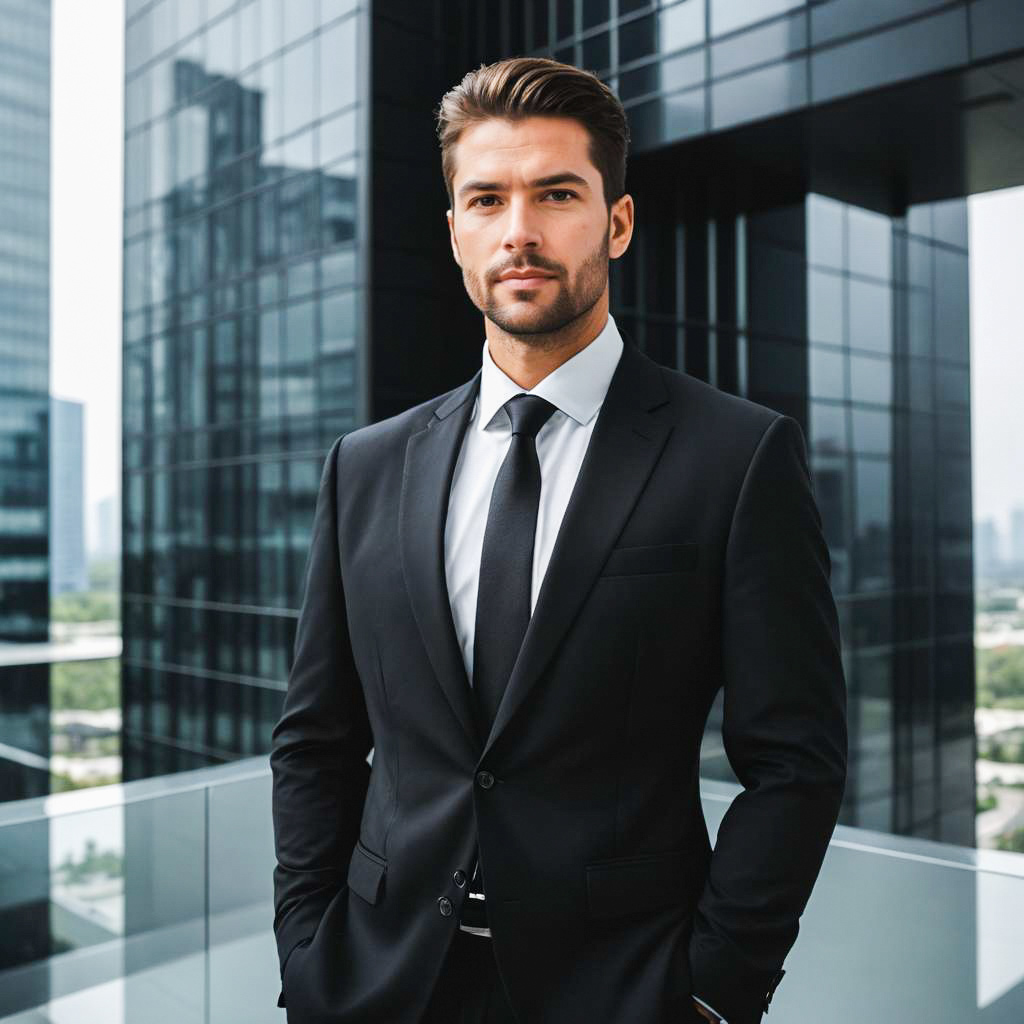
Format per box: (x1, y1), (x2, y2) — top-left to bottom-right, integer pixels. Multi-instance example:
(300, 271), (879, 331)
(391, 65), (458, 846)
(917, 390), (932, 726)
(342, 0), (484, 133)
(440, 313), (726, 1023)
(444, 312), (623, 683)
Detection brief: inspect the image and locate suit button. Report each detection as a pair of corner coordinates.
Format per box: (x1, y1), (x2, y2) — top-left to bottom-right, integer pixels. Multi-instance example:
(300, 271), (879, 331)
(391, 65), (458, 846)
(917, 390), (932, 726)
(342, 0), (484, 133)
(453, 870), (467, 887)
(476, 770), (495, 789)
(438, 897), (453, 917)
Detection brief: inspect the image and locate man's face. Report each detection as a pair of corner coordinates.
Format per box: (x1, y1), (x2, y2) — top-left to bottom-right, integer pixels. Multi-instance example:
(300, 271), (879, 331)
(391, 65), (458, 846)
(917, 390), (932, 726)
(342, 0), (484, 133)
(446, 115), (632, 340)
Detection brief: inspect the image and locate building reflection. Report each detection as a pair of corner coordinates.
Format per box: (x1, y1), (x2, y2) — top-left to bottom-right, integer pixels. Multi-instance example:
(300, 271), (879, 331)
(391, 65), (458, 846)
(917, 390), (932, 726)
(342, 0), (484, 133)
(121, 11), (364, 781)
(0, 0), (51, 802)
(112, 0), (1024, 851)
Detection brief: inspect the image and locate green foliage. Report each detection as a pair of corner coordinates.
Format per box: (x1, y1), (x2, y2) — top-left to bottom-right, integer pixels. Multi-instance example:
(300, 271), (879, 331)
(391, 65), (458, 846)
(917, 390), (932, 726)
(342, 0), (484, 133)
(54, 837), (123, 881)
(88, 557), (120, 591)
(51, 589), (119, 624)
(976, 645), (1024, 708)
(994, 827), (1024, 853)
(976, 790), (998, 814)
(51, 772), (121, 793)
(51, 659), (120, 712)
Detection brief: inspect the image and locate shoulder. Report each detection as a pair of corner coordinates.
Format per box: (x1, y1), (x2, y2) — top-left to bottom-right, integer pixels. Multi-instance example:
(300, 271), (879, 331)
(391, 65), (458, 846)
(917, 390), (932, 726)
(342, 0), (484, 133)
(653, 358), (784, 454)
(333, 378), (476, 466)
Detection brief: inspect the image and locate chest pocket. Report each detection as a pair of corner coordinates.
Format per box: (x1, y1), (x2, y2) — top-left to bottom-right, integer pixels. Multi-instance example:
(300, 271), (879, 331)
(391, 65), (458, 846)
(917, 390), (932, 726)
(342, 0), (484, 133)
(598, 542), (699, 578)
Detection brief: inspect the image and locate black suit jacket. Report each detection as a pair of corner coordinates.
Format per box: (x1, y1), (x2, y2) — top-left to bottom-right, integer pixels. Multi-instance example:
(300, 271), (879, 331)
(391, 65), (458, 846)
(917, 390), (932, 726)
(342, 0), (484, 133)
(269, 338), (848, 1023)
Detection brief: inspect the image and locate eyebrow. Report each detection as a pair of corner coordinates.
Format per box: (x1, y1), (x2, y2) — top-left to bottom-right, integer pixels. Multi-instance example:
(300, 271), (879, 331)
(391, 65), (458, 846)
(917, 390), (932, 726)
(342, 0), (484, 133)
(456, 171), (591, 201)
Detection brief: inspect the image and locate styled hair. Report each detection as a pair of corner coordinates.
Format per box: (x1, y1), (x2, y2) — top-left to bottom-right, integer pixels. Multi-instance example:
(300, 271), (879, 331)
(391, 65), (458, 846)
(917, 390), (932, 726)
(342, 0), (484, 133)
(435, 56), (630, 212)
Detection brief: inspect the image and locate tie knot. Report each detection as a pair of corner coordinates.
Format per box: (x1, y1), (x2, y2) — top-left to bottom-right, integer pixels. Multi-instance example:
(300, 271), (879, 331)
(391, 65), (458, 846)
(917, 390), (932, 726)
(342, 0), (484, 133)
(504, 393), (558, 440)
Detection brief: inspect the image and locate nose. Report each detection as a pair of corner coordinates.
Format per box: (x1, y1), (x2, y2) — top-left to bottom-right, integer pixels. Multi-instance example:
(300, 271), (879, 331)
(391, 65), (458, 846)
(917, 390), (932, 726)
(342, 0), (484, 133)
(500, 196), (543, 253)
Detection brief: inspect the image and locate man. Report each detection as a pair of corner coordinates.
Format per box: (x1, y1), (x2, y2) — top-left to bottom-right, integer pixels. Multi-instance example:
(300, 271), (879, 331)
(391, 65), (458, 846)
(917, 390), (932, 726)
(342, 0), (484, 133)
(270, 56), (847, 1024)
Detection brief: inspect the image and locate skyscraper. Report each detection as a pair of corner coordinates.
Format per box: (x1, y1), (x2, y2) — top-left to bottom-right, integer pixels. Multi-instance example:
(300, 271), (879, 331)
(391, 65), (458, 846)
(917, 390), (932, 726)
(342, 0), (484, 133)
(0, 0), (50, 642)
(0, 0), (51, 802)
(122, 0), (1024, 846)
(49, 397), (88, 596)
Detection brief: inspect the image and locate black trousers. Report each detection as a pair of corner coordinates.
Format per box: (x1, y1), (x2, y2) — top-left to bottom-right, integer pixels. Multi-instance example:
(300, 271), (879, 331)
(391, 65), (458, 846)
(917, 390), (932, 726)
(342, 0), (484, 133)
(421, 929), (520, 1024)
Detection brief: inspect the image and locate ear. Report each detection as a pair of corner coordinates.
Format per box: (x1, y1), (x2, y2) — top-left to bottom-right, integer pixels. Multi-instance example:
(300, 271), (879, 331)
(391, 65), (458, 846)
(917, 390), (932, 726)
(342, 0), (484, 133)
(609, 193), (634, 261)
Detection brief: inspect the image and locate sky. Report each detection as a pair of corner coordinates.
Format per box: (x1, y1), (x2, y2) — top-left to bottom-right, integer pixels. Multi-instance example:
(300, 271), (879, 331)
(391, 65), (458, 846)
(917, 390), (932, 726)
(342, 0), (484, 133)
(50, 0), (124, 551)
(968, 185), (1024, 544)
(49, 0), (1024, 552)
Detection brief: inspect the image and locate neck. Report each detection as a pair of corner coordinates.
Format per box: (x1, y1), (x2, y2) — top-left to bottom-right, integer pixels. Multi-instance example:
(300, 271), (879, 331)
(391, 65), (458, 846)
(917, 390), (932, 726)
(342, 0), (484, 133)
(485, 298), (609, 391)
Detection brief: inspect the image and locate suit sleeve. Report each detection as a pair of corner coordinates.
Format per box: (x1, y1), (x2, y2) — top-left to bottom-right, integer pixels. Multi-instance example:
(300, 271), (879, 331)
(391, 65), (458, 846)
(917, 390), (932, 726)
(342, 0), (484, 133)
(269, 433), (374, 1000)
(687, 414), (848, 1023)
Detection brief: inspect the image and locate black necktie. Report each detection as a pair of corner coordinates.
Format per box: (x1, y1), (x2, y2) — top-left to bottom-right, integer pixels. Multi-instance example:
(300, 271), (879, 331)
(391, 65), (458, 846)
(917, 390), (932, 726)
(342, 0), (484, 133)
(472, 392), (559, 742)
(465, 393), (557, 911)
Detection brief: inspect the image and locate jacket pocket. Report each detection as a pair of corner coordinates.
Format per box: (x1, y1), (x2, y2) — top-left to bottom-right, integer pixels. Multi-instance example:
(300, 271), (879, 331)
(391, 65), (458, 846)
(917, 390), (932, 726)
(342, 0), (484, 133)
(585, 848), (693, 920)
(347, 839), (387, 905)
(598, 542), (699, 577)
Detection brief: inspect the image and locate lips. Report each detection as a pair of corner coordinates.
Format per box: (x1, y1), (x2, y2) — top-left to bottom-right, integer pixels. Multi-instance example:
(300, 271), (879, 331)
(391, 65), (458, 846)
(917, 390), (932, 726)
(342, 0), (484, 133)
(499, 273), (555, 287)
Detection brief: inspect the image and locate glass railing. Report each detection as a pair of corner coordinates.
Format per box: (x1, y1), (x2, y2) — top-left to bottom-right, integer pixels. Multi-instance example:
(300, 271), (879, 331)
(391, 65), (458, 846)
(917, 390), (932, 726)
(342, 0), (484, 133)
(0, 764), (1022, 1022)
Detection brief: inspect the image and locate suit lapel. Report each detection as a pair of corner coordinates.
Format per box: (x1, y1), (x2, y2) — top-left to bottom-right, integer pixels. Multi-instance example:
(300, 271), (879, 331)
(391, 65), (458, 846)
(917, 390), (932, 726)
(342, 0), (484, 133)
(399, 340), (674, 763)
(400, 371), (485, 754)
(479, 341), (673, 760)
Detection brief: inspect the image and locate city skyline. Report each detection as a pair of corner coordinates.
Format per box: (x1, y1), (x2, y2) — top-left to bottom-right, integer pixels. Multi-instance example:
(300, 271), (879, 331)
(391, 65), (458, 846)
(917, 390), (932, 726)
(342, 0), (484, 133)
(48, 0), (1024, 549)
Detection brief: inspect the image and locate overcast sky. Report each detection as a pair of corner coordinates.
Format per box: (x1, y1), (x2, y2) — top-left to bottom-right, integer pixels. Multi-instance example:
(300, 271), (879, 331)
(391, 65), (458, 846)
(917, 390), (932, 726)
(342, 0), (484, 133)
(50, 0), (123, 550)
(50, 0), (1023, 550)
(968, 185), (1024, 543)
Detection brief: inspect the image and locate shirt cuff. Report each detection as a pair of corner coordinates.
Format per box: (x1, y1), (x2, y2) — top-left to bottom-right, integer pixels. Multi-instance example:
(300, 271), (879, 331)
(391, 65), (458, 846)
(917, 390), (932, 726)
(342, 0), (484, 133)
(692, 993), (728, 1022)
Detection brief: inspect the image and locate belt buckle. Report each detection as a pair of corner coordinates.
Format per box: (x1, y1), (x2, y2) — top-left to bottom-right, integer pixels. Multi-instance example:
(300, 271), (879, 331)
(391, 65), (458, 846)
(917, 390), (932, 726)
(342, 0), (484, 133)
(459, 891), (490, 934)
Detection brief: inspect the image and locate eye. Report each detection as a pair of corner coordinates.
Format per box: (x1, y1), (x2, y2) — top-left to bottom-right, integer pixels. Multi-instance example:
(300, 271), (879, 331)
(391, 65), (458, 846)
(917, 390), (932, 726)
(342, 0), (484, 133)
(468, 190), (578, 208)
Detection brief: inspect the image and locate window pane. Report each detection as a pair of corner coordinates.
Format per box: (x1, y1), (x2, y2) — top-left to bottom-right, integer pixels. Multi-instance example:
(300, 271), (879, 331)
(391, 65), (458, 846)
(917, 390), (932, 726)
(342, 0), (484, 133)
(810, 344), (845, 400)
(850, 353), (892, 406)
(282, 37), (315, 136)
(659, 0), (705, 51)
(711, 0), (804, 38)
(848, 278), (892, 354)
(319, 18), (357, 118)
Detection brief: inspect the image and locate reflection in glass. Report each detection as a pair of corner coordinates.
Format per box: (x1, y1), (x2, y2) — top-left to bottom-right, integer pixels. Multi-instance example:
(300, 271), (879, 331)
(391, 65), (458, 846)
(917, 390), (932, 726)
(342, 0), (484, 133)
(808, 193), (844, 270)
(282, 37), (315, 137)
(852, 406), (891, 456)
(710, 57), (807, 129)
(659, 0), (705, 51)
(711, 10), (806, 77)
(810, 345), (845, 400)
(319, 19), (357, 117)
(849, 277), (892, 355)
(854, 456), (893, 591)
(850, 353), (892, 406)
(619, 13), (656, 64)
(710, 0), (805, 38)
(848, 204), (892, 280)
(808, 268), (843, 346)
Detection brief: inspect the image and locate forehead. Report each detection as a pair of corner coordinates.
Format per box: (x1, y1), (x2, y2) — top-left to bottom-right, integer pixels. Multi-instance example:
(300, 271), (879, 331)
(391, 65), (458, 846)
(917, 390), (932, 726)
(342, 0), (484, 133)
(452, 115), (596, 185)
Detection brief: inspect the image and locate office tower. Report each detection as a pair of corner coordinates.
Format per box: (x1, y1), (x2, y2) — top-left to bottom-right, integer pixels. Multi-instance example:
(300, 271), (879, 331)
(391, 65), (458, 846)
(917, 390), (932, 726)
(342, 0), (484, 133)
(0, 0), (50, 641)
(0, 0), (51, 806)
(976, 518), (1001, 578)
(92, 492), (121, 560)
(1010, 506), (1024, 568)
(49, 398), (88, 596)
(122, 0), (1024, 846)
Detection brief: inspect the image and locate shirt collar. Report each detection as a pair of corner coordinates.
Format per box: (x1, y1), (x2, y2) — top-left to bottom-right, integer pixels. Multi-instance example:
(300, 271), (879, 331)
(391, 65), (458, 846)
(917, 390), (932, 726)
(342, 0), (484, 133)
(475, 313), (625, 433)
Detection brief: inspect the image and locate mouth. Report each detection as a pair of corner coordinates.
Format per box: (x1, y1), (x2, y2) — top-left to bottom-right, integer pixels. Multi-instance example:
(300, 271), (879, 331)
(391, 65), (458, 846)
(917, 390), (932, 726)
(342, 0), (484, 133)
(499, 275), (555, 289)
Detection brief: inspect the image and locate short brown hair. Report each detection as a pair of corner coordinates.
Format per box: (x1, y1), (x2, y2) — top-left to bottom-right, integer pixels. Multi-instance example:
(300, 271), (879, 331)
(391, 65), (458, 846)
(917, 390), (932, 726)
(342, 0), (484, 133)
(435, 56), (630, 212)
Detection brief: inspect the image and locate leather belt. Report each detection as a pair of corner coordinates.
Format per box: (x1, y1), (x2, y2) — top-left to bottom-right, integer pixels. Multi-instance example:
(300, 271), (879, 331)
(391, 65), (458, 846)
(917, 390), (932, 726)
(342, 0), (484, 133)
(459, 853), (491, 936)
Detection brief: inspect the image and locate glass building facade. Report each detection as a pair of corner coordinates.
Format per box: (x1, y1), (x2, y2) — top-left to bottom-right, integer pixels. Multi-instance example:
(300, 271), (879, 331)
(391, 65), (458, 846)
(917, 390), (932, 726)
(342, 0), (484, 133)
(121, 0), (368, 779)
(0, 0), (51, 803)
(122, 0), (1024, 845)
(0, 0), (50, 643)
